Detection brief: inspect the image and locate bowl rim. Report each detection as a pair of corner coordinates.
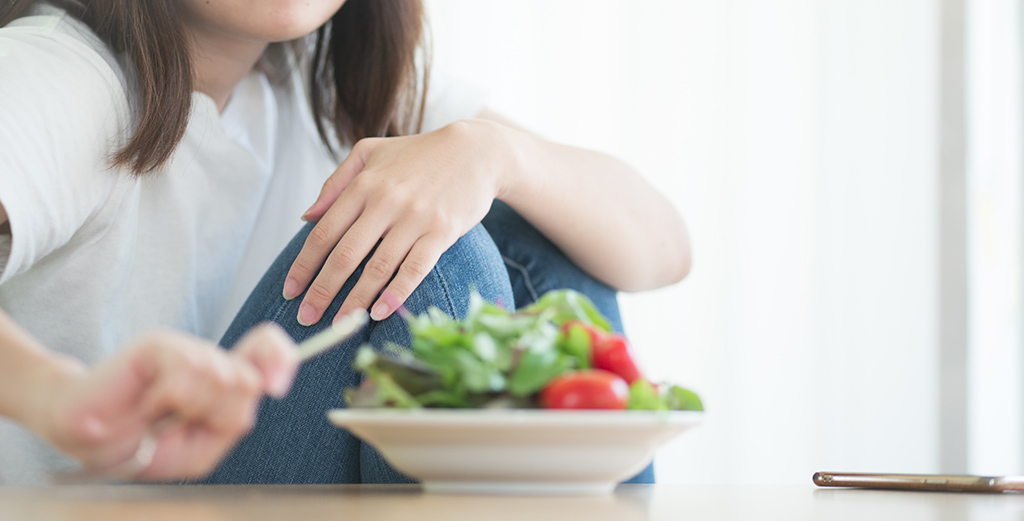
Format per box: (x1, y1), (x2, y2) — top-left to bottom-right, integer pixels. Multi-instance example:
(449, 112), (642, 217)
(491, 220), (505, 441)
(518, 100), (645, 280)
(327, 408), (703, 428)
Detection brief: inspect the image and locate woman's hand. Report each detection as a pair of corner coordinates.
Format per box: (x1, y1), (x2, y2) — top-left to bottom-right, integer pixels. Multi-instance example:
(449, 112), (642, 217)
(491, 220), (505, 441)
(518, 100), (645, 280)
(27, 324), (298, 481)
(284, 120), (512, 325)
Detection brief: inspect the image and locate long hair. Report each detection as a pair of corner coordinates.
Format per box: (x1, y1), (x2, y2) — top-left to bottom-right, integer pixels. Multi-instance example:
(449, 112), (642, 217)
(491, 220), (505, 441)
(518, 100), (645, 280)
(0, 0), (428, 175)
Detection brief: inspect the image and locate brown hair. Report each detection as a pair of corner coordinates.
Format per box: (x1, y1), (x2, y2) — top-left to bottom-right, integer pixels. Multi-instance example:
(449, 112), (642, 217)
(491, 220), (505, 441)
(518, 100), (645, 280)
(0, 0), (428, 174)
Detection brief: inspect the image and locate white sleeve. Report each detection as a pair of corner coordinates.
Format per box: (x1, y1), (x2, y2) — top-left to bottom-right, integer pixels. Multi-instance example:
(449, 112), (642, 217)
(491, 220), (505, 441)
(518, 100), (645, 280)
(419, 67), (488, 132)
(0, 13), (127, 285)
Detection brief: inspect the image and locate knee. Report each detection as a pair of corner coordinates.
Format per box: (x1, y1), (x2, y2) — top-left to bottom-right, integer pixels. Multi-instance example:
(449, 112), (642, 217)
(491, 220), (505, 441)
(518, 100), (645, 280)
(369, 224), (513, 349)
(436, 223), (506, 276)
(403, 223), (513, 318)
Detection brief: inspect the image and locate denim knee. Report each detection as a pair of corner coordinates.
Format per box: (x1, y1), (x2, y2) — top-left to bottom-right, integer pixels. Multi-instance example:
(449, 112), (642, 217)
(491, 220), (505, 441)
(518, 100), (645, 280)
(359, 222), (515, 349)
(410, 222), (515, 314)
(206, 222), (515, 485)
(220, 222), (513, 346)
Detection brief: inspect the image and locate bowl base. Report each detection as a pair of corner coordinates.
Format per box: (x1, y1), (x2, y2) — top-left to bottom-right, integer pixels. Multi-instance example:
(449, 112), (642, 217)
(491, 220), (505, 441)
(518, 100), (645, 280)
(422, 481), (616, 495)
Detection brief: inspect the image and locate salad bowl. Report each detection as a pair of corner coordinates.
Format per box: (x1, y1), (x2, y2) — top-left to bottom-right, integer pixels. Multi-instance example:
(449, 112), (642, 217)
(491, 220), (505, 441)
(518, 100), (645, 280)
(327, 408), (702, 495)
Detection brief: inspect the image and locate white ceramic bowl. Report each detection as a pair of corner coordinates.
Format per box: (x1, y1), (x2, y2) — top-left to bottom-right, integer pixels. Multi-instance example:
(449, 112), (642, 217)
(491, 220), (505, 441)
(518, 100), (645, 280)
(327, 408), (702, 495)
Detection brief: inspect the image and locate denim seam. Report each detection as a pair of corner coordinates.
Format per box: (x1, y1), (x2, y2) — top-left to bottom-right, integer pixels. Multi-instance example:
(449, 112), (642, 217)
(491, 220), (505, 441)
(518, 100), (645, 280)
(269, 297), (291, 325)
(501, 255), (539, 302)
(431, 264), (457, 316)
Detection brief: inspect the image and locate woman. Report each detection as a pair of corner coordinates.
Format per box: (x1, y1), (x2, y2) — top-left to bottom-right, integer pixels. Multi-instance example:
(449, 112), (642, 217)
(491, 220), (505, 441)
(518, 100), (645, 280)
(0, 0), (691, 485)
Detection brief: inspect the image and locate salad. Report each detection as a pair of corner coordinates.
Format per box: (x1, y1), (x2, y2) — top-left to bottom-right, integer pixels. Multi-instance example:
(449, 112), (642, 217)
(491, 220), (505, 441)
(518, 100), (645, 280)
(344, 289), (703, 411)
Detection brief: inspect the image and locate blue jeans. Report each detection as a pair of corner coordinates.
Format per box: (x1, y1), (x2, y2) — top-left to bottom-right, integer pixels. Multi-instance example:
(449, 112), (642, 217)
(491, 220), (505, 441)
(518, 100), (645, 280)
(200, 201), (655, 484)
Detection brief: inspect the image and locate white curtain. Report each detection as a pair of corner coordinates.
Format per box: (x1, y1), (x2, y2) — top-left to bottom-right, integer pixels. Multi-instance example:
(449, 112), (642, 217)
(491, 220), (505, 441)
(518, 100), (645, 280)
(425, 0), (1022, 484)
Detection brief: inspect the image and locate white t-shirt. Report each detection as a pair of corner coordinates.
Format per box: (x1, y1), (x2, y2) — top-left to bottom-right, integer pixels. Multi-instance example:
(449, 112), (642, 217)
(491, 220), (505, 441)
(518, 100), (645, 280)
(0, 6), (485, 485)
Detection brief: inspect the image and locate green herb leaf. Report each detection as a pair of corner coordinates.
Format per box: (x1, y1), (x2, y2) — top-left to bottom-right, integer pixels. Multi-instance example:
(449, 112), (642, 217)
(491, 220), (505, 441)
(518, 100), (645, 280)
(558, 322), (592, 370)
(520, 289), (612, 332)
(627, 379), (669, 411)
(508, 349), (573, 396)
(663, 385), (704, 411)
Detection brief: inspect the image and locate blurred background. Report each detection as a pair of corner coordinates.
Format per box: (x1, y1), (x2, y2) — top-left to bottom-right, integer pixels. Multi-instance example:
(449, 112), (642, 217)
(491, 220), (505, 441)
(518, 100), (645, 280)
(424, 0), (1022, 484)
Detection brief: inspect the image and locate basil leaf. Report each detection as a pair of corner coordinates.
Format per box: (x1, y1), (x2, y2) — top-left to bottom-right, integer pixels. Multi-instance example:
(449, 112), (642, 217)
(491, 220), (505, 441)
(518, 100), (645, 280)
(520, 289), (612, 332)
(664, 385), (704, 411)
(627, 379), (668, 411)
(558, 322), (592, 370)
(508, 349), (572, 396)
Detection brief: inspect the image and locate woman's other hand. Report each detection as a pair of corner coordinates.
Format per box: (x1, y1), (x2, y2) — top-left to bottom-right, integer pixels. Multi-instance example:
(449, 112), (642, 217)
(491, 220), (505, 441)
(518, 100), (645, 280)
(27, 324), (298, 481)
(285, 120), (512, 325)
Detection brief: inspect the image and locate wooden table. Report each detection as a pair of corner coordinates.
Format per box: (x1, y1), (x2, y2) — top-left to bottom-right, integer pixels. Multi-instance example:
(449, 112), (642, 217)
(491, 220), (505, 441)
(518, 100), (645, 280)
(2, 484), (1024, 521)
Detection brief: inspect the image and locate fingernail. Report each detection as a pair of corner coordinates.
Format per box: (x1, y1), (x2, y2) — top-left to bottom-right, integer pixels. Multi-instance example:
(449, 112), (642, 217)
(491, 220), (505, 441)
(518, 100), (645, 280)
(380, 289), (401, 310)
(298, 303), (317, 326)
(370, 300), (390, 322)
(300, 205), (315, 222)
(269, 373), (292, 399)
(283, 278), (300, 300)
(331, 310), (354, 326)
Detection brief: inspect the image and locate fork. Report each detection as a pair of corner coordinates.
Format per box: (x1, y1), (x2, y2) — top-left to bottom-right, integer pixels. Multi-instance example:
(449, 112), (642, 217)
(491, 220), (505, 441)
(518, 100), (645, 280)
(51, 309), (369, 484)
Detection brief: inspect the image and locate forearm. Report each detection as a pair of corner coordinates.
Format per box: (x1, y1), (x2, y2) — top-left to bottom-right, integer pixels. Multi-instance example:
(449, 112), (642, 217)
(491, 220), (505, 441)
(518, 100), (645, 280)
(0, 310), (82, 431)
(490, 122), (691, 291)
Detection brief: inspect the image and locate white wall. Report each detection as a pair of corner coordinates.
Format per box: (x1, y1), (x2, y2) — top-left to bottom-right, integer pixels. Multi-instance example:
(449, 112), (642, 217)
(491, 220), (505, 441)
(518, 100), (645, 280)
(425, 0), (944, 484)
(966, 0), (1024, 476)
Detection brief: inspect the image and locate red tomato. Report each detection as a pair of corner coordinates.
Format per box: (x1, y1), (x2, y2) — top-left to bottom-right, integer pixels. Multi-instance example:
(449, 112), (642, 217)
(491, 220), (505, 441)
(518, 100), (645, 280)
(539, 370), (629, 409)
(591, 335), (643, 384)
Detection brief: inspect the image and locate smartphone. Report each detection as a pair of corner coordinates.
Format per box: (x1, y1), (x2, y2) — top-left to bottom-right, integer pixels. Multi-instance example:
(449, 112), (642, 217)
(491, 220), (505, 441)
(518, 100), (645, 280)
(813, 471), (1024, 493)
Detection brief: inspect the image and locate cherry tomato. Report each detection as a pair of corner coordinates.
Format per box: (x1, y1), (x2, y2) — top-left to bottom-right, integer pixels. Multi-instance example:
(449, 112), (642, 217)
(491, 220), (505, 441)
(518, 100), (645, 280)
(539, 369), (629, 409)
(591, 334), (643, 384)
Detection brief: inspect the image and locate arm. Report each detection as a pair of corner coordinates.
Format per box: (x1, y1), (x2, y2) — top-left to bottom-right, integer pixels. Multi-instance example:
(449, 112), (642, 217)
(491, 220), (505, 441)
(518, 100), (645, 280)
(0, 203), (82, 432)
(477, 108), (691, 291)
(0, 309), (299, 480)
(289, 110), (692, 324)
(0, 218), (299, 480)
(0, 304), (84, 433)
